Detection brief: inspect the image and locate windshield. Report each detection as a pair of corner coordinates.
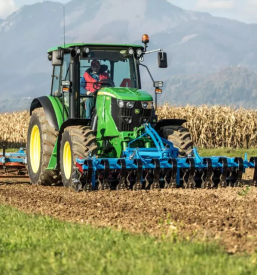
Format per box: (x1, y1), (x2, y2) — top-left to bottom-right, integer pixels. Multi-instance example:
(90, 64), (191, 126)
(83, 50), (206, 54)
(80, 49), (139, 89)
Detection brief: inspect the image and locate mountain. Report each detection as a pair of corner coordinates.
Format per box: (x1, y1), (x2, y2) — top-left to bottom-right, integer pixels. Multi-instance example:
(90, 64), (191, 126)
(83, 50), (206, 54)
(0, 0), (257, 112)
(159, 66), (257, 108)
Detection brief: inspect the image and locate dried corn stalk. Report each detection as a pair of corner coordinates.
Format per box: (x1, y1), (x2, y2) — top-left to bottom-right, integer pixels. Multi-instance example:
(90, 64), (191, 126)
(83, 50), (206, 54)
(0, 111), (30, 148)
(1, 105), (257, 149)
(157, 104), (257, 148)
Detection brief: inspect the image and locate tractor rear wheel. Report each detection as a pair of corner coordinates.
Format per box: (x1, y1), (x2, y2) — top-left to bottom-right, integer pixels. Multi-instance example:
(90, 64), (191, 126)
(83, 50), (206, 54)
(27, 108), (60, 185)
(60, 126), (98, 188)
(159, 125), (193, 157)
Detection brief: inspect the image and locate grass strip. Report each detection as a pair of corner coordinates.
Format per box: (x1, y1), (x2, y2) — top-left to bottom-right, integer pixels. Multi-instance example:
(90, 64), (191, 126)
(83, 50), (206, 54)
(198, 148), (257, 158)
(0, 205), (257, 275)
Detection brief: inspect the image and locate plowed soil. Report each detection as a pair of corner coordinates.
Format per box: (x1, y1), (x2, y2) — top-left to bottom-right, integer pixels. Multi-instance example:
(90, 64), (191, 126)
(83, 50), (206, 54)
(0, 169), (257, 254)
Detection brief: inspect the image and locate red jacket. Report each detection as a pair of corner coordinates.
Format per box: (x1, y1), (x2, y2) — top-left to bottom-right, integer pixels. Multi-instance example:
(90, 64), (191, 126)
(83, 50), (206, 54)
(84, 71), (109, 93)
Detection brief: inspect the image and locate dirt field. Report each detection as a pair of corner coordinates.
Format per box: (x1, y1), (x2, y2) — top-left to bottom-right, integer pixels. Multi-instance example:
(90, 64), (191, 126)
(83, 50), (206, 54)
(1, 171), (257, 254)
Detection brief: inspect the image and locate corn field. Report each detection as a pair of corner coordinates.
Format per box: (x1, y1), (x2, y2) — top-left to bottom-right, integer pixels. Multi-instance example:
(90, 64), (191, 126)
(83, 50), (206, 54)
(0, 111), (29, 148)
(1, 105), (257, 148)
(157, 104), (257, 148)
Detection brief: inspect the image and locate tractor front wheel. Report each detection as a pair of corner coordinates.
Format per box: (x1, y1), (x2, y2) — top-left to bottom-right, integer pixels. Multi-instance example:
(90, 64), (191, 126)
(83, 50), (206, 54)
(60, 126), (98, 189)
(159, 125), (193, 157)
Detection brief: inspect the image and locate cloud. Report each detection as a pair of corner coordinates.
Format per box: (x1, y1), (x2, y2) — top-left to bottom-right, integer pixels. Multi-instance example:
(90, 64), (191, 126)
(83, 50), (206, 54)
(0, 0), (16, 19)
(196, 0), (235, 9)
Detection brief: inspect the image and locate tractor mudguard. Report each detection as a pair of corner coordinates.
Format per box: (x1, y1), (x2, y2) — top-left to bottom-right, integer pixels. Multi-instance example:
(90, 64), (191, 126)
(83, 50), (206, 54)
(56, 119), (91, 169)
(30, 96), (59, 130)
(154, 119), (187, 132)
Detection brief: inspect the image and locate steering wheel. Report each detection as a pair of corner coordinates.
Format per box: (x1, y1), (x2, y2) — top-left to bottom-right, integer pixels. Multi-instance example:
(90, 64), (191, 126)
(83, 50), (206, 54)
(93, 79), (115, 91)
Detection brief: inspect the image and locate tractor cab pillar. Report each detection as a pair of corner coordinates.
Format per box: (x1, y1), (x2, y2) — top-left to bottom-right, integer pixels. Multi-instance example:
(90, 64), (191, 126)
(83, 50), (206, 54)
(69, 50), (80, 119)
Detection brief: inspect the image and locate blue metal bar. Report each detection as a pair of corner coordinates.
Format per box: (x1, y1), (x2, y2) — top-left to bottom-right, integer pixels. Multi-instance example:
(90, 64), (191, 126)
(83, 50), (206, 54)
(0, 157), (27, 164)
(144, 124), (166, 151)
(128, 133), (148, 147)
(77, 155), (252, 171)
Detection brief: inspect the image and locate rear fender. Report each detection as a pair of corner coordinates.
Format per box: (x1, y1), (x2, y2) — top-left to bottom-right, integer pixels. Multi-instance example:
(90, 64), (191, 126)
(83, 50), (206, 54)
(30, 96), (63, 131)
(154, 119), (187, 132)
(30, 96), (59, 130)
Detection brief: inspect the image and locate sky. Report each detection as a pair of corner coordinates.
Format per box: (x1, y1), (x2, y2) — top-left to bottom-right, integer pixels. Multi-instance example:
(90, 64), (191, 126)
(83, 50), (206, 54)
(0, 0), (256, 23)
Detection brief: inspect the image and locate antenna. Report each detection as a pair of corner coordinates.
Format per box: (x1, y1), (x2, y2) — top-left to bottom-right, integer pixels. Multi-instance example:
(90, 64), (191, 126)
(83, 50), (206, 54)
(63, 5), (66, 48)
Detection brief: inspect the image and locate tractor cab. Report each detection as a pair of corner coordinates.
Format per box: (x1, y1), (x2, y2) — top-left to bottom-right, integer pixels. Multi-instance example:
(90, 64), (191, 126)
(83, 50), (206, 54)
(47, 35), (167, 123)
(59, 45), (141, 119)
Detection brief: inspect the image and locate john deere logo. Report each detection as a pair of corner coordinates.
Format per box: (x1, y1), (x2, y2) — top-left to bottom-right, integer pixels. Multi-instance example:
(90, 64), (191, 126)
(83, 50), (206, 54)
(135, 109), (140, 114)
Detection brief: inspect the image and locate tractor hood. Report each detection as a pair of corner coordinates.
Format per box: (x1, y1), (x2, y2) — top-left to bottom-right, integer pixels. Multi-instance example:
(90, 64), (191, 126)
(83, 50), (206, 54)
(97, 87), (153, 101)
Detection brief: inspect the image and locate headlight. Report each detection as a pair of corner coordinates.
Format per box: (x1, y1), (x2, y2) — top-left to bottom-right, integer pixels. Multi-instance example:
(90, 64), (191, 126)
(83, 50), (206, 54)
(136, 48), (143, 57)
(128, 47), (134, 55)
(118, 100), (124, 108)
(126, 102), (135, 109)
(150, 102), (154, 109)
(142, 102), (148, 109)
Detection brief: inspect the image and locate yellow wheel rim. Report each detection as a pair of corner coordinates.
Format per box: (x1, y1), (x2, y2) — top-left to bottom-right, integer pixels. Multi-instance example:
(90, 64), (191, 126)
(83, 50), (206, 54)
(63, 141), (72, 179)
(30, 125), (41, 173)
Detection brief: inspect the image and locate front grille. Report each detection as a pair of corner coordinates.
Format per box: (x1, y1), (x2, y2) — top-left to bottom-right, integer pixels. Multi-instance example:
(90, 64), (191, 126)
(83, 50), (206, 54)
(121, 108), (132, 117)
(111, 99), (152, 132)
(142, 109), (151, 117)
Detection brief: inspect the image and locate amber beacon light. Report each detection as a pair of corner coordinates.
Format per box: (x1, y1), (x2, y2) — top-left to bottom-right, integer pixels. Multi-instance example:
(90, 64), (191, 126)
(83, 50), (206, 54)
(142, 34), (150, 44)
(142, 34), (149, 51)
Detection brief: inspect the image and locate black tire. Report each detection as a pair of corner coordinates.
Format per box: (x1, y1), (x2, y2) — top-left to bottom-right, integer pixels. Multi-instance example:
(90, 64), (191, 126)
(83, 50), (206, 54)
(159, 125), (193, 157)
(60, 126), (98, 188)
(27, 108), (60, 185)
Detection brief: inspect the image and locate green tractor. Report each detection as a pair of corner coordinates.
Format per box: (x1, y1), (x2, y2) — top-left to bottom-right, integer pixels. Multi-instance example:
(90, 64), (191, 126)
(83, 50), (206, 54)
(26, 34), (194, 190)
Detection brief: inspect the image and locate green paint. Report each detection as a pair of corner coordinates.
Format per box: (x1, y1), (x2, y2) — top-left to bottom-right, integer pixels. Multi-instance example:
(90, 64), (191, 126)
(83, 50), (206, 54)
(48, 43), (143, 53)
(95, 93), (155, 158)
(47, 95), (68, 127)
(98, 87), (153, 101)
(47, 142), (58, 170)
(46, 96), (67, 170)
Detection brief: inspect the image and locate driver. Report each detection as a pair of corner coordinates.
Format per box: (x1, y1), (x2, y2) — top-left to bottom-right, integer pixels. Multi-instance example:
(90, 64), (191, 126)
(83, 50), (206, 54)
(80, 59), (109, 119)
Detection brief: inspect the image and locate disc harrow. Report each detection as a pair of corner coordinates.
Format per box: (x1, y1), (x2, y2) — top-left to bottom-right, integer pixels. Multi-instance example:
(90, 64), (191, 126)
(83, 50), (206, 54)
(74, 124), (257, 191)
(0, 146), (29, 183)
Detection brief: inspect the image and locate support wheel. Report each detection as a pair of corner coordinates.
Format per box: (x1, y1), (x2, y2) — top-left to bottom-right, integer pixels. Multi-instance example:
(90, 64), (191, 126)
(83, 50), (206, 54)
(60, 126), (97, 188)
(27, 108), (60, 185)
(159, 125), (193, 157)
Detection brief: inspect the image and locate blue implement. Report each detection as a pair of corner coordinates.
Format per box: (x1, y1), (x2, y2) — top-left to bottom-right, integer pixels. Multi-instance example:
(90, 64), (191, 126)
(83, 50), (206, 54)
(0, 146), (28, 182)
(75, 124), (257, 190)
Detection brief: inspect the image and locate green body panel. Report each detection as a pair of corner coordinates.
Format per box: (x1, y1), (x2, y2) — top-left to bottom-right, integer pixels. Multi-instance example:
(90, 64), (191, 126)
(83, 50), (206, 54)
(46, 96), (68, 170)
(47, 96), (68, 127)
(95, 89), (154, 158)
(98, 87), (153, 101)
(48, 43), (143, 53)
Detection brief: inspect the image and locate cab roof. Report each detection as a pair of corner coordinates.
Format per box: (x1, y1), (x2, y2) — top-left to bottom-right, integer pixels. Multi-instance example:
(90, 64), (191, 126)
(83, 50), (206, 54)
(48, 43), (144, 53)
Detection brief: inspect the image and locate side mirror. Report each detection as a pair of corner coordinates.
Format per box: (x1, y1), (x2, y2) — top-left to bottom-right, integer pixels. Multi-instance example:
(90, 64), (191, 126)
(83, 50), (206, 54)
(158, 52), (168, 68)
(52, 50), (63, 66)
(154, 81), (163, 88)
(154, 81), (163, 94)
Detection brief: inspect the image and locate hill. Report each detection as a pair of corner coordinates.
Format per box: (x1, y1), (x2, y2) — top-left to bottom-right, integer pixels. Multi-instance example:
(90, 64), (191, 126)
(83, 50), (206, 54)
(160, 66), (257, 107)
(0, 0), (257, 111)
